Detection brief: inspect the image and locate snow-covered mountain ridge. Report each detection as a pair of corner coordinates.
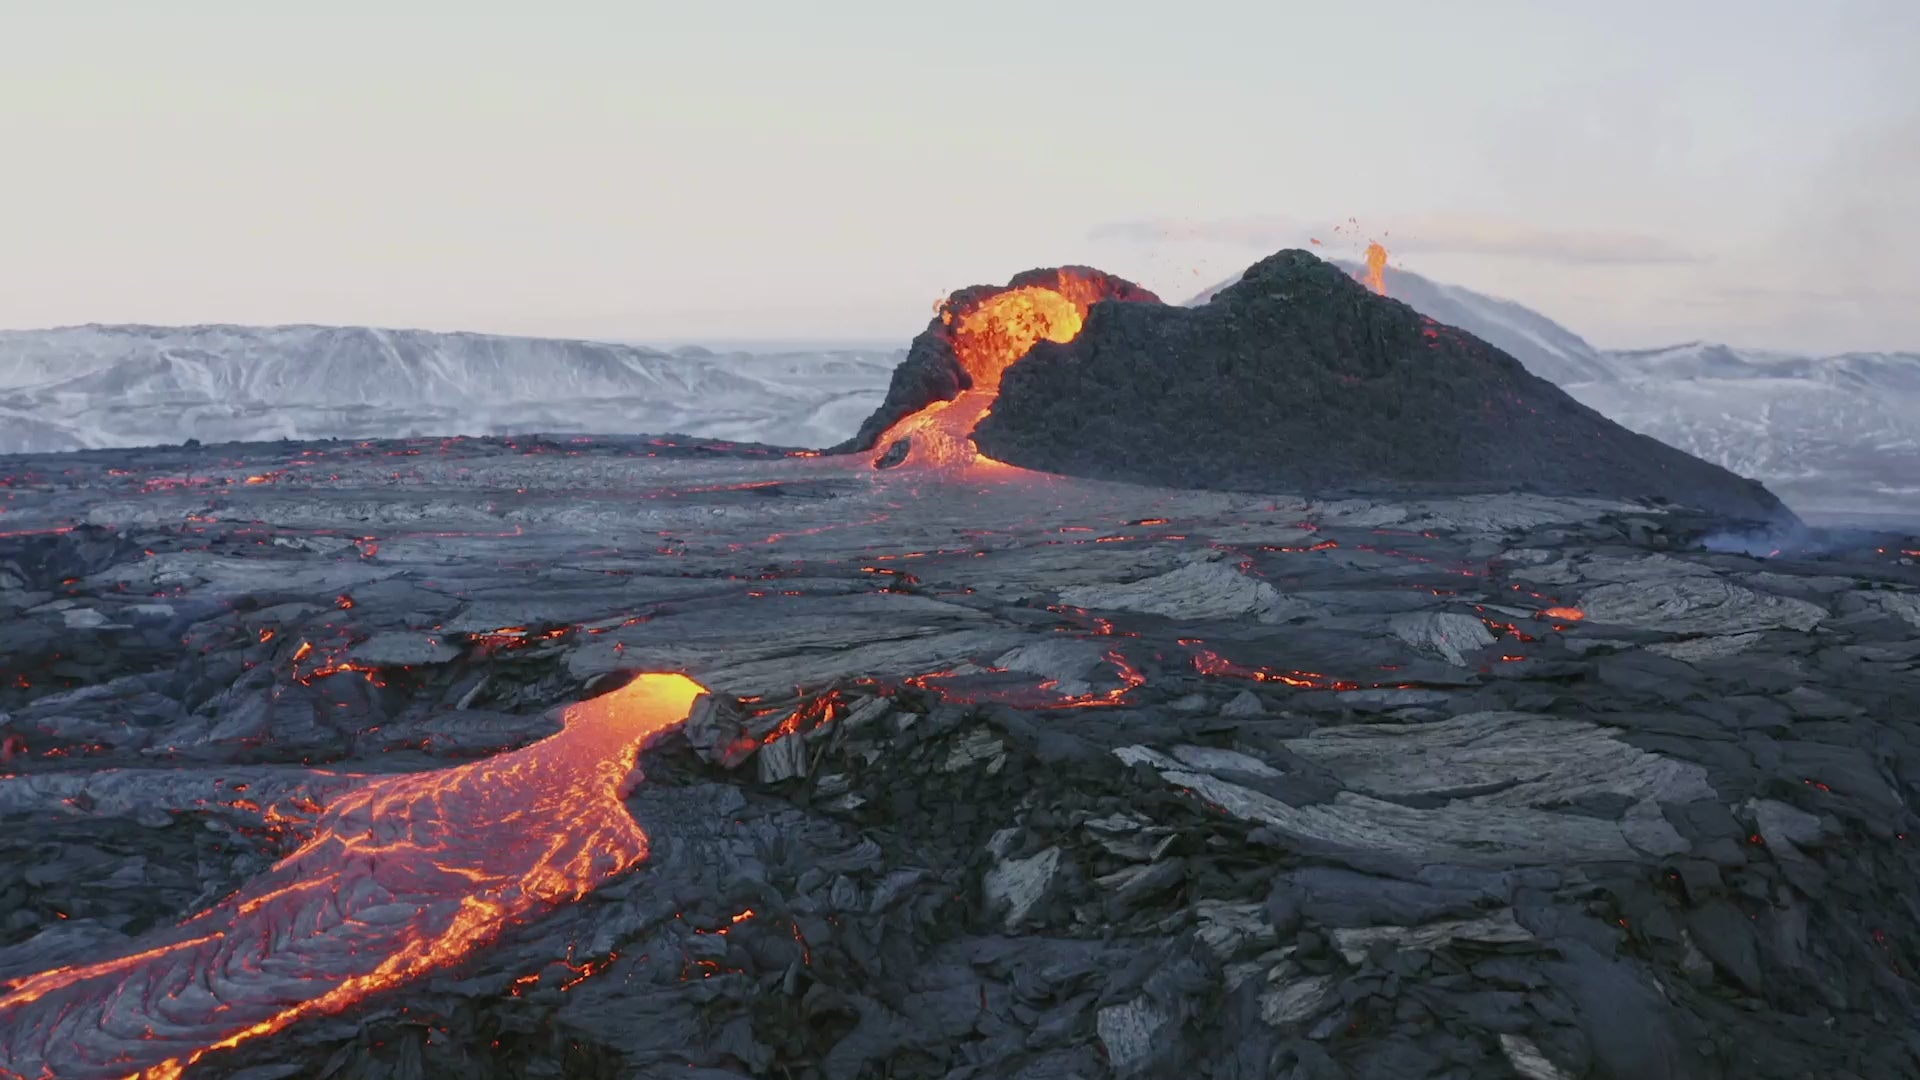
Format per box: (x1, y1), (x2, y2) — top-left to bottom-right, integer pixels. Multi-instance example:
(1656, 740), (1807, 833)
(1574, 341), (1920, 519)
(0, 324), (897, 455)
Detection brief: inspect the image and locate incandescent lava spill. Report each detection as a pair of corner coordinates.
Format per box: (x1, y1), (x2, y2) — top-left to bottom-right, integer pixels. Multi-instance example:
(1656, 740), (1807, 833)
(1361, 241), (1390, 295)
(831, 267), (1158, 469)
(970, 248), (1795, 524)
(0, 673), (706, 1080)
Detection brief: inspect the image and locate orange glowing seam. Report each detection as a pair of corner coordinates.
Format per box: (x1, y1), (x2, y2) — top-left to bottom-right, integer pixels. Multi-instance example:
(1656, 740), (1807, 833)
(1190, 648), (1360, 691)
(906, 651), (1144, 709)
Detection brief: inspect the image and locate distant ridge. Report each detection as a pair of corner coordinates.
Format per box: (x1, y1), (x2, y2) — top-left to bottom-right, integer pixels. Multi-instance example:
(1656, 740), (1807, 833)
(0, 324), (899, 455)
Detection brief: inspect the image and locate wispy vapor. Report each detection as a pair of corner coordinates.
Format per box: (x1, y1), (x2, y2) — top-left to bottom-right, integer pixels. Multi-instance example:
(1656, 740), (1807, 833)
(1089, 213), (1706, 265)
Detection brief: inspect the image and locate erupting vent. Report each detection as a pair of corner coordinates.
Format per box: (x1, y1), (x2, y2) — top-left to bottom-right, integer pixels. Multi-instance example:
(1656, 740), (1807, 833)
(849, 267), (1158, 470)
(1362, 241), (1390, 295)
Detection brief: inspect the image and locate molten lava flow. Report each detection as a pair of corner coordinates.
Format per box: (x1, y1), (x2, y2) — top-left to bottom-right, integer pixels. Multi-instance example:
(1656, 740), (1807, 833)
(1362, 241), (1389, 295)
(0, 673), (706, 1080)
(874, 270), (1127, 471)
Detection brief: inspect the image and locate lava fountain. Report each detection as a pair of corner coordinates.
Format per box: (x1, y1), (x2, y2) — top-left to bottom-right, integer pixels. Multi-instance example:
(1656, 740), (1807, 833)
(0, 672), (707, 1080)
(869, 269), (1157, 471)
(1362, 241), (1389, 295)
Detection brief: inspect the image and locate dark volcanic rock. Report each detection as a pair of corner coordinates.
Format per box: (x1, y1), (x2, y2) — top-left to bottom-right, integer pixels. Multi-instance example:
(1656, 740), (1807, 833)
(829, 266), (1158, 454)
(972, 249), (1792, 523)
(4, 434), (1918, 1080)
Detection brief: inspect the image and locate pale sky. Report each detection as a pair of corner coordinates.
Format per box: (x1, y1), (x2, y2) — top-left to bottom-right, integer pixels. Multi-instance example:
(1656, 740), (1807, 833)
(3, 1), (1916, 353)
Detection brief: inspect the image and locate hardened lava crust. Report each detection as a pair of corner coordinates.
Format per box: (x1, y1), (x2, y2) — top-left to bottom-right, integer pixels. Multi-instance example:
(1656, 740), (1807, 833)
(0, 434), (1917, 1078)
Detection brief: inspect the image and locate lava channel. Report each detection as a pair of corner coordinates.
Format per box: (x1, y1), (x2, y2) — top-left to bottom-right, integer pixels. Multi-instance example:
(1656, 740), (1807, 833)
(875, 270), (1143, 471)
(0, 672), (707, 1080)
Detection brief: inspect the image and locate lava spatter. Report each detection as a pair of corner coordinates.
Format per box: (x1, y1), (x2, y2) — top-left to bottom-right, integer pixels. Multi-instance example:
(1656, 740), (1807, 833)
(0, 673), (707, 1080)
(873, 270), (1149, 471)
(1362, 241), (1389, 295)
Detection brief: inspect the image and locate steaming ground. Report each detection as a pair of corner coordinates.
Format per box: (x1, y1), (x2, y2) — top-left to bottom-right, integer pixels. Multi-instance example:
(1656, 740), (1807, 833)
(2, 436), (1919, 1078)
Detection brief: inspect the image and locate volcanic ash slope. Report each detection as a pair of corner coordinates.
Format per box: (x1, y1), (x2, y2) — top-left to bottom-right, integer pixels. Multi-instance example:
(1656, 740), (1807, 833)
(972, 249), (1791, 523)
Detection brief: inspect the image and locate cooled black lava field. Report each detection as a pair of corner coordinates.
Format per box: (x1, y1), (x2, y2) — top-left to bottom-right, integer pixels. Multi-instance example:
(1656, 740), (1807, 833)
(3, 434), (1920, 1079)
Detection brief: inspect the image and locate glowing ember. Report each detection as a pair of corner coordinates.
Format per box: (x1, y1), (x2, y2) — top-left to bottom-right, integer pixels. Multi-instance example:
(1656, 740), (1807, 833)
(874, 270), (1141, 470)
(1362, 241), (1389, 295)
(727, 691), (846, 757)
(0, 673), (706, 1080)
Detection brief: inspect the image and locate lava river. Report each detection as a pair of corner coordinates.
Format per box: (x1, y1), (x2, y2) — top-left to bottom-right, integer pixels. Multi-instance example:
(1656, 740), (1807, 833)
(874, 269), (1138, 471)
(0, 673), (708, 1080)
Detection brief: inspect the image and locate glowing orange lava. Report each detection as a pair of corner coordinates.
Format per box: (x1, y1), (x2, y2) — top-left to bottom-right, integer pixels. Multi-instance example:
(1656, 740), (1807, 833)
(0, 673), (707, 1080)
(1539, 606), (1585, 622)
(873, 270), (1132, 471)
(905, 649), (1146, 709)
(1190, 648), (1358, 691)
(1363, 242), (1389, 295)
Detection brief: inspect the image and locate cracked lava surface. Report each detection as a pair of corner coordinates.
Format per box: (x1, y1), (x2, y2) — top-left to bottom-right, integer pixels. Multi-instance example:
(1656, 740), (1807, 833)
(0, 673), (706, 1080)
(1, 360), (1917, 1075)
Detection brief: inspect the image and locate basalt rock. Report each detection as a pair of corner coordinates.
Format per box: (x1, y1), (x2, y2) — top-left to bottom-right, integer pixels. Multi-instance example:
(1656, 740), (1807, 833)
(971, 249), (1794, 524)
(1, 435), (1916, 1080)
(829, 266), (1158, 454)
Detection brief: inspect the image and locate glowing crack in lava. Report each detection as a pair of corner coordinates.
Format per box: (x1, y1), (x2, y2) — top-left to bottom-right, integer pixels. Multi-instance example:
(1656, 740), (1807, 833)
(874, 270), (1133, 470)
(0, 673), (707, 1080)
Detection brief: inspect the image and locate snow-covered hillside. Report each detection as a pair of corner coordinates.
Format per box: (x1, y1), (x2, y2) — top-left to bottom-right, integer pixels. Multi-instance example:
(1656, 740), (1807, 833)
(0, 325), (896, 455)
(1569, 343), (1920, 519)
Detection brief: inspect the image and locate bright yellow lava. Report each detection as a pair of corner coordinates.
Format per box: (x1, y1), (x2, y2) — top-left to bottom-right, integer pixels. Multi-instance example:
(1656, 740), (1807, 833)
(874, 274), (1108, 471)
(1363, 242), (1389, 295)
